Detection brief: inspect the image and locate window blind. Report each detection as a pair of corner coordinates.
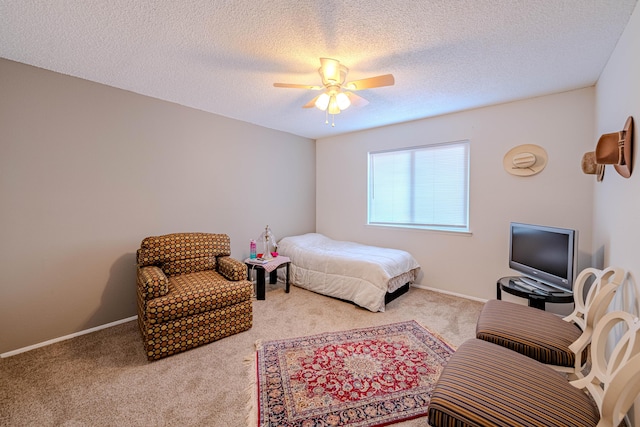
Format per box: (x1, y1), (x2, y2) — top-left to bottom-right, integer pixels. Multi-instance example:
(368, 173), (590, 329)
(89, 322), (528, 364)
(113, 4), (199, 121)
(368, 140), (469, 231)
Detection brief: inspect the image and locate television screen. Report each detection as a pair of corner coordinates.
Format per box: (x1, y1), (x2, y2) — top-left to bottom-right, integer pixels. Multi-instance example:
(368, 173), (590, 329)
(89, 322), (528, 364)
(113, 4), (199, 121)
(509, 222), (577, 292)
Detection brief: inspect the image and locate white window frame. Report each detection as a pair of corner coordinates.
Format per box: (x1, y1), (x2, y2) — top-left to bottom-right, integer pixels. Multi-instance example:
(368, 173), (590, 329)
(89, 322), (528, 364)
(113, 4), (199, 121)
(367, 140), (470, 232)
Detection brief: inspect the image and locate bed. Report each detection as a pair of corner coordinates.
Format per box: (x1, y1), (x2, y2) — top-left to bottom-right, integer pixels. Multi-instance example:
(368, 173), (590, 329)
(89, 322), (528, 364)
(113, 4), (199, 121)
(276, 233), (420, 312)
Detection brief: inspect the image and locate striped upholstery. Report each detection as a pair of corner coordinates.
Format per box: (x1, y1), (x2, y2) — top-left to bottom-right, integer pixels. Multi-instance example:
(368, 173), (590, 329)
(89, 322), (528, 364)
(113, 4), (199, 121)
(476, 299), (584, 367)
(428, 338), (600, 427)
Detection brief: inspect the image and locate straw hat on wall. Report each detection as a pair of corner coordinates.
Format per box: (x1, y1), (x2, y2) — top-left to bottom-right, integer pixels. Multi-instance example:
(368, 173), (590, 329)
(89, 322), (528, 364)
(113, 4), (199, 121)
(581, 151), (605, 181)
(503, 144), (548, 176)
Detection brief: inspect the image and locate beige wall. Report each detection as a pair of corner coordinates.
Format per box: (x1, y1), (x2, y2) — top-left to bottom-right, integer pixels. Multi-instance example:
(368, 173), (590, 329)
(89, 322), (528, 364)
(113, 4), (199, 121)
(316, 88), (595, 303)
(593, 5), (640, 423)
(0, 58), (316, 354)
(594, 0), (639, 286)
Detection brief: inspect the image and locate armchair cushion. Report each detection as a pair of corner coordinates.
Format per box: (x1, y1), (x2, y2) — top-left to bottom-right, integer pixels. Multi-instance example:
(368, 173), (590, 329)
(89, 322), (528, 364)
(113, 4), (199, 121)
(137, 266), (169, 300)
(137, 232), (231, 267)
(161, 257), (217, 277)
(145, 270), (253, 324)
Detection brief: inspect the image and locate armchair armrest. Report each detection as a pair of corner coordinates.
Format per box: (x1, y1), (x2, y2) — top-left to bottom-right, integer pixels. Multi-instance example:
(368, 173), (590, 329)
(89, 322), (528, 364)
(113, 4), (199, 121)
(218, 256), (248, 281)
(137, 265), (169, 300)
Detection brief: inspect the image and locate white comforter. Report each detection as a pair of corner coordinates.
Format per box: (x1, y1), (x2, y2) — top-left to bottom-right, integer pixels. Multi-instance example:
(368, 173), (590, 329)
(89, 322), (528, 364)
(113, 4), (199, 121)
(277, 233), (420, 312)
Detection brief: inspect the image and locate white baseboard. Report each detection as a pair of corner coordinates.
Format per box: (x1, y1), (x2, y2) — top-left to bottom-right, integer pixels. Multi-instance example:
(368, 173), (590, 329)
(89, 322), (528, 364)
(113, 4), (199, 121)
(3, 287), (484, 358)
(411, 283), (488, 303)
(1, 315), (138, 358)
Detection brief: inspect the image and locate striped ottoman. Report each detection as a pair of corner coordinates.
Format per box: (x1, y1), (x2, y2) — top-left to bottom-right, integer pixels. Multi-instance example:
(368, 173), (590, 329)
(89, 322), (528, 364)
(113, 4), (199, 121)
(428, 338), (599, 426)
(476, 299), (584, 367)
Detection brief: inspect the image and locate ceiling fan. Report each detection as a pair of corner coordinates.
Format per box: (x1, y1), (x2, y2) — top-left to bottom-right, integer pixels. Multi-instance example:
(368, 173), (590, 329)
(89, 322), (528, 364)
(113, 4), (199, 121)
(274, 58), (395, 126)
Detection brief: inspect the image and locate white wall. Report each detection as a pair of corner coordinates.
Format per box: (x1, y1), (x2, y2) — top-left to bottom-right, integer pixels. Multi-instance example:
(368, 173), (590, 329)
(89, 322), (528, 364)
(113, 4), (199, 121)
(0, 59), (316, 354)
(593, 5), (640, 423)
(594, 2), (640, 284)
(317, 88), (595, 302)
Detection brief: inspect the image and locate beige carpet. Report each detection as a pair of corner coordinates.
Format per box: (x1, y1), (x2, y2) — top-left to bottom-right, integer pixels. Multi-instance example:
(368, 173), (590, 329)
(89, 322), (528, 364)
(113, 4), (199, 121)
(0, 284), (483, 427)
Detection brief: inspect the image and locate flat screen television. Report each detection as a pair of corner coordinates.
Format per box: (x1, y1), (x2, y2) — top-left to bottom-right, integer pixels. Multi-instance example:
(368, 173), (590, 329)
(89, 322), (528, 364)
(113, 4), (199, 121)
(509, 222), (577, 293)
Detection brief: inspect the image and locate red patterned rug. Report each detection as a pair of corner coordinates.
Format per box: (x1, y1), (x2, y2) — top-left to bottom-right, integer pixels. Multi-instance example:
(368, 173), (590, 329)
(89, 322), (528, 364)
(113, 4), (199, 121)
(250, 320), (455, 426)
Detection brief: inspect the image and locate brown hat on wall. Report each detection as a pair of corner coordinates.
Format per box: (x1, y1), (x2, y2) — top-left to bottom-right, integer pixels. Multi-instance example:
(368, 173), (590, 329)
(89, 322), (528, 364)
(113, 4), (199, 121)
(595, 116), (634, 178)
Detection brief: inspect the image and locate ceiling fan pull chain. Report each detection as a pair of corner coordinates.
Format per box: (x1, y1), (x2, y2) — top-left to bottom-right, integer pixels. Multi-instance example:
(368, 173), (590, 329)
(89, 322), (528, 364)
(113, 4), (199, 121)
(325, 109), (329, 125)
(332, 114), (335, 127)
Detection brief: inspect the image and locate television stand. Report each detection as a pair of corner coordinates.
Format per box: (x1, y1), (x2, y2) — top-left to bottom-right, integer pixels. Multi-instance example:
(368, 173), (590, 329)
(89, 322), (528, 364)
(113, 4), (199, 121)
(518, 276), (559, 293)
(497, 276), (574, 310)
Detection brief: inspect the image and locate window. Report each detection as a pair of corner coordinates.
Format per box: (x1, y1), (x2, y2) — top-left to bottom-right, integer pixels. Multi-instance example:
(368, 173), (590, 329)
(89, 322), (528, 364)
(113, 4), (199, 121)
(368, 140), (469, 232)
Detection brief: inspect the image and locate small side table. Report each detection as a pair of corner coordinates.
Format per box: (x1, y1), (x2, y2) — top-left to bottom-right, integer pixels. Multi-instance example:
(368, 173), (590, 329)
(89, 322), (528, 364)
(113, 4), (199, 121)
(245, 257), (291, 300)
(497, 276), (574, 310)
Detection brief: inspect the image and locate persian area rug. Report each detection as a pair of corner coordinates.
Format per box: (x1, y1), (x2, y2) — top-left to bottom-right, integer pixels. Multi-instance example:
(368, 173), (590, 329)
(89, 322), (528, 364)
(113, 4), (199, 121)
(250, 320), (455, 427)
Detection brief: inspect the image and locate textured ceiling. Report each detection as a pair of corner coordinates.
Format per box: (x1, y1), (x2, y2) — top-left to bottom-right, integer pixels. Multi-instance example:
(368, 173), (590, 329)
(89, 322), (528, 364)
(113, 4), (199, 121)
(0, 1), (637, 139)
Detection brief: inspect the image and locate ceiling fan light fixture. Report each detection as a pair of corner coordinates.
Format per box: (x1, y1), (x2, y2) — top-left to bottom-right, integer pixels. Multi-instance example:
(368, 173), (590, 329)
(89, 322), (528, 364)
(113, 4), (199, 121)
(327, 95), (341, 115)
(319, 58), (348, 86)
(336, 92), (351, 110)
(315, 93), (330, 111)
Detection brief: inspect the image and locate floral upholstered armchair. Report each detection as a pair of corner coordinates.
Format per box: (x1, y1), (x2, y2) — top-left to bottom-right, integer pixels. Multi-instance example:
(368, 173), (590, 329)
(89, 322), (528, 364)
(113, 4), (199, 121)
(136, 232), (253, 360)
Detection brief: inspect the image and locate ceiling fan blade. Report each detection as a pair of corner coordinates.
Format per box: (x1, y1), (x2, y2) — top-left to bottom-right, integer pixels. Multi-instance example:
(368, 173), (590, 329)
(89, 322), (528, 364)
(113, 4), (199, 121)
(302, 95), (321, 108)
(346, 92), (369, 107)
(345, 74), (395, 90)
(274, 83), (322, 90)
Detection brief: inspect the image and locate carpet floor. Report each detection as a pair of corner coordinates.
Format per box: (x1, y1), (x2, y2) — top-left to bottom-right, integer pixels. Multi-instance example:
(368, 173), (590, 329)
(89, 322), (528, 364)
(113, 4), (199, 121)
(0, 284), (483, 426)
